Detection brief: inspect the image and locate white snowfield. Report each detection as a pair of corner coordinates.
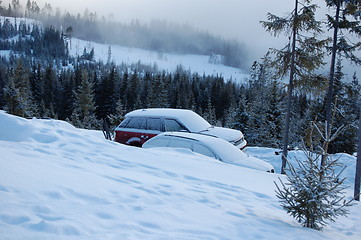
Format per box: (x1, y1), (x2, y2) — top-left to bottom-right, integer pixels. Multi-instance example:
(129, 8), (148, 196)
(0, 111), (360, 240)
(69, 37), (249, 83)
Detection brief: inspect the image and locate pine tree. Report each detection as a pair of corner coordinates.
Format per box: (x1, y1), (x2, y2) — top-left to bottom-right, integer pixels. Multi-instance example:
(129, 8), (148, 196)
(260, 79), (284, 148)
(261, 0), (327, 173)
(324, 0), (361, 146)
(71, 70), (98, 129)
(108, 99), (126, 128)
(125, 71), (140, 110)
(4, 60), (36, 117)
(3, 78), (22, 116)
(107, 45), (112, 64)
(275, 120), (353, 230)
(65, 26), (73, 50)
(328, 60), (359, 153)
(232, 88), (250, 138)
(96, 66), (116, 119)
(203, 97), (216, 125)
(147, 72), (169, 108)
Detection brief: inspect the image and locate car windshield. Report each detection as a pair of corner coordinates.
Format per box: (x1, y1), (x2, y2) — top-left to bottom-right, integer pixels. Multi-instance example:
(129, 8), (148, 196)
(178, 111), (211, 132)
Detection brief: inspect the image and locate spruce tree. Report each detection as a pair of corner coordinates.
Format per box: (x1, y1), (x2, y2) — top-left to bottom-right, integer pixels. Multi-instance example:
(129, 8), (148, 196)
(328, 60), (359, 153)
(261, 79), (284, 148)
(4, 60), (36, 117)
(96, 66), (116, 119)
(125, 71), (140, 111)
(324, 0), (361, 145)
(3, 78), (22, 116)
(71, 70), (98, 129)
(261, 0), (327, 173)
(108, 99), (126, 128)
(275, 120), (353, 230)
(203, 97), (217, 125)
(147, 72), (169, 108)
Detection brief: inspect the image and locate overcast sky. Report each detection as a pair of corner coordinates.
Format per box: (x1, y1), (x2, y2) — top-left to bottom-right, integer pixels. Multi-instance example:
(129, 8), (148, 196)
(3, 0), (358, 77)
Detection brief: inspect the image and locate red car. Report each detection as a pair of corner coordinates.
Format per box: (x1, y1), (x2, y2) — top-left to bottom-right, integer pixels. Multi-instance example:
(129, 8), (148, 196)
(114, 108), (247, 149)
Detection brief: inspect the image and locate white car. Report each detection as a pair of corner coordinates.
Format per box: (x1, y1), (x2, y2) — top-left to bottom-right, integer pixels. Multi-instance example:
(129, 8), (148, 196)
(142, 132), (275, 173)
(115, 108), (247, 149)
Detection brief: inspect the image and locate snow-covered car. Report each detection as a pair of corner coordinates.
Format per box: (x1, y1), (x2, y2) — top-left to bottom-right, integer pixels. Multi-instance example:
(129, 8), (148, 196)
(114, 108), (247, 148)
(142, 132), (274, 173)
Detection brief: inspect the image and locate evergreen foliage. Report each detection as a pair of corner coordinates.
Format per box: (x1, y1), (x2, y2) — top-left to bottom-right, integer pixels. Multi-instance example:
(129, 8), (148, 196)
(261, 0), (328, 173)
(324, 0), (361, 145)
(275, 120), (354, 230)
(71, 70), (98, 129)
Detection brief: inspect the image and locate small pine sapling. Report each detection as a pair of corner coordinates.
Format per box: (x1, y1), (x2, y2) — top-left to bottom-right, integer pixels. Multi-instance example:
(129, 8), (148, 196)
(275, 118), (354, 230)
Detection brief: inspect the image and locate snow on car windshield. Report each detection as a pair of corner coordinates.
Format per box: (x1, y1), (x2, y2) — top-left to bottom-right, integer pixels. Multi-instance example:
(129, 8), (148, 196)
(178, 111), (211, 132)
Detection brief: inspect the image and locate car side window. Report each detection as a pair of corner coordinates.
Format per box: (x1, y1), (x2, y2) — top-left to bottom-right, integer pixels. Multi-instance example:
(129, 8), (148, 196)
(170, 138), (193, 149)
(164, 119), (187, 132)
(146, 137), (171, 147)
(192, 143), (217, 159)
(147, 118), (162, 131)
(125, 117), (146, 129)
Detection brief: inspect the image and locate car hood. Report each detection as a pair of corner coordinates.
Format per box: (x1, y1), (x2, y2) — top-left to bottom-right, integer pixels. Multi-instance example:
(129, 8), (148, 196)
(199, 126), (242, 142)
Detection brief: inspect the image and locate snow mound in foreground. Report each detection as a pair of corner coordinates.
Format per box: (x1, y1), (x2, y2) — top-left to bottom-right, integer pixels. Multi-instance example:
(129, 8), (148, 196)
(0, 111), (360, 240)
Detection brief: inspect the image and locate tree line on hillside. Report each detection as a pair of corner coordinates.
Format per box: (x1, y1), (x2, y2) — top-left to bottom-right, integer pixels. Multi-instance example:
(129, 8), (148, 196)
(0, 0), (248, 69)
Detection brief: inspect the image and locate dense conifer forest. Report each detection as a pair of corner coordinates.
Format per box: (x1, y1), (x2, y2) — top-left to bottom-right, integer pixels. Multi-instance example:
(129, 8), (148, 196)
(0, 0), (359, 154)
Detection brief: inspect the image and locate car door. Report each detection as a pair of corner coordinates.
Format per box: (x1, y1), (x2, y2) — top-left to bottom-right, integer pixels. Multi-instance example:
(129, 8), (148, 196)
(115, 117), (147, 146)
(143, 117), (163, 144)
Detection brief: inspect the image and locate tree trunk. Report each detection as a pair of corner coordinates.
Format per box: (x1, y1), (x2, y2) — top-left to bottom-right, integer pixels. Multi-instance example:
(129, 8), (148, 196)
(322, 1), (340, 170)
(354, 103), (361, 201)
(325, 0), (340, 141)
(281, 0), (298, 174)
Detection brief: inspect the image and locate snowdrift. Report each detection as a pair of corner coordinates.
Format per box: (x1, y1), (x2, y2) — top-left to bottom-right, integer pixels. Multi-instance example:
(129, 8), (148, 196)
(0, 111), (360, 240)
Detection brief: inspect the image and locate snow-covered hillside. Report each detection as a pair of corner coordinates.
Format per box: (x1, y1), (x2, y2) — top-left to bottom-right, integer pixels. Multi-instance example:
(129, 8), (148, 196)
(0, 111), (360, 239)
(0, 16), (249, 83)
(69, 38), (249, 83)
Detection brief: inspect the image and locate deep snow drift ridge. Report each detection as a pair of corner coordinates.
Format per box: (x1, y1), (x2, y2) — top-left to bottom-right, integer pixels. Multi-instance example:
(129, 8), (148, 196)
(0, 111), (360, 240)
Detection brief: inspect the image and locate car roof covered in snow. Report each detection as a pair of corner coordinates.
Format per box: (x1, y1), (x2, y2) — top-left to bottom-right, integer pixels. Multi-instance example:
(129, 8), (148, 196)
(125, 108), (211, 132)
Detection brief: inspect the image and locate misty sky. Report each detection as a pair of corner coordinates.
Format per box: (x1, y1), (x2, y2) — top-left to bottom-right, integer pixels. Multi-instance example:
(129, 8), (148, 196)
(3, 0), (358, 77)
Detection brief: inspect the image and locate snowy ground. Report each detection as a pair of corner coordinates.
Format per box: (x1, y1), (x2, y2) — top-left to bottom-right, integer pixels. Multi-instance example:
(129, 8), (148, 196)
(0, 111), (360, 240)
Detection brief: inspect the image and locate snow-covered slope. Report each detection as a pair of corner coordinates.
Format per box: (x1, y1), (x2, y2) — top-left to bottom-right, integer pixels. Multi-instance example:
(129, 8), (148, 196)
(0, 16), (249, 82)
(0, 111), (360, 240)
(0, 15), (249, 83)
(69, 38), (249, 83)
